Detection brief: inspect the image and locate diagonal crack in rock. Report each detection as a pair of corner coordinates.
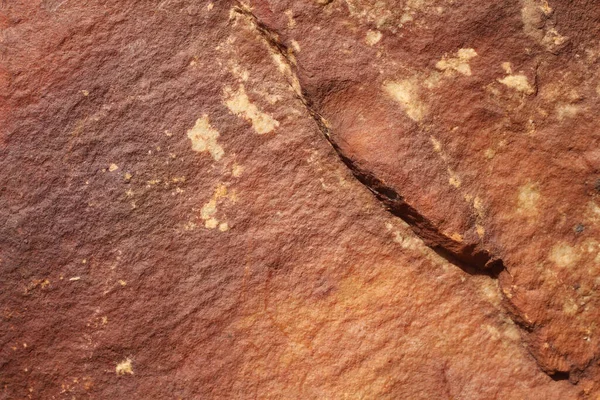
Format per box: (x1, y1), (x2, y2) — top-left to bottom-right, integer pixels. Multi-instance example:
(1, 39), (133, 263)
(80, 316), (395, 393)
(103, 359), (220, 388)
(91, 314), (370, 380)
(232, 3), (579, 382)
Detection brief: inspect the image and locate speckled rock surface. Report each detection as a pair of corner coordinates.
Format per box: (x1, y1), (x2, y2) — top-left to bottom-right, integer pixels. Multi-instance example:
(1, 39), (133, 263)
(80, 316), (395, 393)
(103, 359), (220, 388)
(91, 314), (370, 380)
(0, 0), (597, 398)
(245, 0), (600, 390)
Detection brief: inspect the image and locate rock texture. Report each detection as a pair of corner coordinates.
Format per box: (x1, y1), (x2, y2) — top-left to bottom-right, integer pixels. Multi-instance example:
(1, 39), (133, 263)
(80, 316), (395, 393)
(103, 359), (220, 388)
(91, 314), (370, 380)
(0, 0), (598, 398)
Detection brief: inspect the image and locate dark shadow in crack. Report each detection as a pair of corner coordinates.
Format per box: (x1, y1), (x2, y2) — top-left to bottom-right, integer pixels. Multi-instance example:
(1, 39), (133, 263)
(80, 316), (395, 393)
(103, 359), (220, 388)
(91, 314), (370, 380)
(429, 245), (504, 279)
(550, 371), (571, 382)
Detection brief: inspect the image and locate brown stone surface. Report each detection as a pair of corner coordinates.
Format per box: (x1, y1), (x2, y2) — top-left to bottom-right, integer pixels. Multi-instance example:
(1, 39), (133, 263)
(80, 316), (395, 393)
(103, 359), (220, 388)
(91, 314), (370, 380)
(0, 0), (597, 398)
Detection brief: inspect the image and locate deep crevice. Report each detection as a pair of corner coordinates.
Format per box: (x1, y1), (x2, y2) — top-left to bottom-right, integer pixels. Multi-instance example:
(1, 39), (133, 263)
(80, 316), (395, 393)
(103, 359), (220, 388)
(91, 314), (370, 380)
(232, 4), (504, 280)
(550, 371), (571, 382)
(231, 5), (583, 382)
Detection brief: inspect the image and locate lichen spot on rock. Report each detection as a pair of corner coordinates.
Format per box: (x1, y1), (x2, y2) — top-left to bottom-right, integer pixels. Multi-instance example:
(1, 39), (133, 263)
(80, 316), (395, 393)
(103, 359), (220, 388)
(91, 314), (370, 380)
(435, 48), (478, 76)
(517, 183), (540, 215)
(116, 359), (133, 376)
(549, 243), (580, 269)
(383, 79), (426, 122)
(224, 85), (279, 134)
(448, 168), (462, 188)
(365, 30), (382, 46)
(186, 115), (225, 161)
(498, 74), (534, 95)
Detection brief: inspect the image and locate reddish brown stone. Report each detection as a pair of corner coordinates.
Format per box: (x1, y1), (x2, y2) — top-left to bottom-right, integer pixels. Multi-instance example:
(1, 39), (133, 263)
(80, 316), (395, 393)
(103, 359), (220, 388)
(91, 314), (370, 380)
(244, 0), (600, 390)
(0, 0), (597, 398)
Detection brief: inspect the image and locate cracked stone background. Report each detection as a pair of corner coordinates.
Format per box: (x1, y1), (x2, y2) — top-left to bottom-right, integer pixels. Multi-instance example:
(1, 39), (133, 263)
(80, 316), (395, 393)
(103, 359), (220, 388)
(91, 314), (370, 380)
(1, 0), (599, 398)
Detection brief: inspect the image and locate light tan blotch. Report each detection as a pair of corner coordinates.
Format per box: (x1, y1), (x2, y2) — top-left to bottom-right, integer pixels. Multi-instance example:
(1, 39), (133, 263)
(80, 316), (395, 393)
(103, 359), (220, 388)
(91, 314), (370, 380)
(435, 48), (478, 76)
(563, 298), (578, 316)
(116, 359), (133, 376)
(556, 104), (581, 120)
(186, 115), (225, 161)
(365, 30), (382, 46)
(549, 243), (580, 268)
(291, 39), (301, 53)
(448, 169), (461, 188)
(585, 201), (600, 224)
(285, 10), (296, 28)
(224, 85), (279, 134)
(383, 79), (427, 122)
(498, 74), (534, 95)
(200, 184), (234, 230)
(476, 224), (485, 237)
(232, 163), (244, 178)
(517, 183), (540, 215)
(484, 148), (496, 159)
(108, 164), (119, 172)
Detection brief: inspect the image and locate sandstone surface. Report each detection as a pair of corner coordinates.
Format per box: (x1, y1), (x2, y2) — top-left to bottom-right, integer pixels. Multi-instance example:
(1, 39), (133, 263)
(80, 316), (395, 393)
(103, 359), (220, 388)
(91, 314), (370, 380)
(0, 0), (598, 398)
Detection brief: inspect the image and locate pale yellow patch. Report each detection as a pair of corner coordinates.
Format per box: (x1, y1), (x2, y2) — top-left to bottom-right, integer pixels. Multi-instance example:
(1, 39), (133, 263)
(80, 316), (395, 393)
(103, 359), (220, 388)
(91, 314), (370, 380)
(199, 184), (233, 231)
(365, 30), (382, 46)
(232, 163), (244, 178)
(521, 0), (566, 51)
(539, 0), (552, 14)
(383, 79), (426, 122)
(556, 104), (581, 120)
(69, 277), (81, 281)
(563, 298), (579, 316)
(498, 74), (534, 95)
(285, 10), (296, 28)
(473, 196), (484, 217)
(504, 324), (521, 341)
(224, 85), (279, 134)
(229, 61), (249, 82)
(476, 224), (485, 237)
(124, 172), (132, 181)
(400, 13), (414, 24)
(268, 51), (302, 95)
(501, 62), (513, 74)
(201, 199), (217, 221)
(448, 169), (461, 188)
(108, 164), (119, 172)
(586, 201), (600, 224)
(517, 183), (540, 215)
(207, 2), (214, 11)
(205, 218), (219, 229)
(430, 137), (442, 153)
(542, 28), (568, 48)
(118, 280), (127, 286)
(81, 90), (89, 96)
(435, 48), (478, 76)
(485, 324), (501, 340)
(450, 232), (463, 242)
(186, 115), (225, 161)
(549, 243), (580, 268)
(290, 39), (301, 53)
(422, 71), (443, 89)
(115, 359), (133, 376)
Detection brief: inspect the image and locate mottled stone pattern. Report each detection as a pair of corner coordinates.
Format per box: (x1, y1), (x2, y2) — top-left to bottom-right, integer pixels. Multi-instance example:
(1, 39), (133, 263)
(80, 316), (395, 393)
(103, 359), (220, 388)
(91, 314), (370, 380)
(0, 0), (597, 399)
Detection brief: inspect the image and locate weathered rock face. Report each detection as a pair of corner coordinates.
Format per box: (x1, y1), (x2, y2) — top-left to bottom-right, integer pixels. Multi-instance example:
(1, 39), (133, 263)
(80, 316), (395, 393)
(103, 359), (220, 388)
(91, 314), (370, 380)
(246, 0), (600, 388)
(0, 0), (597, 398)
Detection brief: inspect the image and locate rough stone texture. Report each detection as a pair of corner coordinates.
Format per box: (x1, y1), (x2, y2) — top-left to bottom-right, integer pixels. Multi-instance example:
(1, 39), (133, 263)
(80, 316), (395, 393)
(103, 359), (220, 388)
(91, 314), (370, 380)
(0, 0), (597, 398)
